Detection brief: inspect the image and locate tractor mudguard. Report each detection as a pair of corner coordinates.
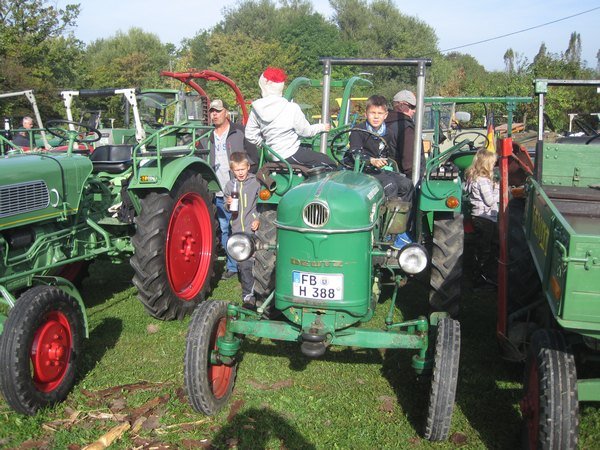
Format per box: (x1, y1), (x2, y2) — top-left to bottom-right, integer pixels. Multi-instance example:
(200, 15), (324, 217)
(128, 157), (220, 210)
(30, 276), (89, 338)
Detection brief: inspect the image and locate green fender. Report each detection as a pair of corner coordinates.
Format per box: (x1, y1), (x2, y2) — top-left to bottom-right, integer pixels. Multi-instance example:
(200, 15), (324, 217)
(0, 277), (89, 338)
(35, 276), (89, 339)
(127, 157), (220, 213)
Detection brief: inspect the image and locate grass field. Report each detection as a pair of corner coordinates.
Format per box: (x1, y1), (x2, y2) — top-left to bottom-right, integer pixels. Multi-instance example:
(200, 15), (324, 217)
(1, 258), (599, 449)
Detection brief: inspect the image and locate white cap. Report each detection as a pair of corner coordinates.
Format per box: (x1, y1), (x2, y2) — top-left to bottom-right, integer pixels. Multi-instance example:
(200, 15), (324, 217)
(209, 99), (226, 111)
(393, 90), (416, 106)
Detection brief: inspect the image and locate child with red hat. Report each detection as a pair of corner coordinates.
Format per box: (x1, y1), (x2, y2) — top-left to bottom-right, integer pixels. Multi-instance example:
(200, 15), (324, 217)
(245, 67), (335, 168)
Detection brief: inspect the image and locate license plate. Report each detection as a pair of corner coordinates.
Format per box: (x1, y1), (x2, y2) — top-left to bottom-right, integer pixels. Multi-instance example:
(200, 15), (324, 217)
(292, 271), (343, 300)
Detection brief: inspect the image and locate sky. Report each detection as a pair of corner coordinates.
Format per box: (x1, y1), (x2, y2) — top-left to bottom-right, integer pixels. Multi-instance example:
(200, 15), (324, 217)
(65, 0), (600, 72)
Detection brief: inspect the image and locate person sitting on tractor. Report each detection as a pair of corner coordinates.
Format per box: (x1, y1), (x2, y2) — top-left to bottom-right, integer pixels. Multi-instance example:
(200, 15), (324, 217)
(350, 95), (414, 250)
(465, 148), (499, 289)
(11, 116), (35, 148)
(223, 152), (261, 310)
(385, 90), (425, 181)
(245, 67), (336, 169)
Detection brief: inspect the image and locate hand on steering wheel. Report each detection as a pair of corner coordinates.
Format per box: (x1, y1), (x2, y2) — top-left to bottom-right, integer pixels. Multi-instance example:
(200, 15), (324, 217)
(330, 127), (391, 170)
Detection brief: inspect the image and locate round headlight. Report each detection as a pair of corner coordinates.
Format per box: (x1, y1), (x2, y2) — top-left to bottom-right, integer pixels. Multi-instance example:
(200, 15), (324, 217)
(226, 233), (255, 262)
(397, 244), (428, 274)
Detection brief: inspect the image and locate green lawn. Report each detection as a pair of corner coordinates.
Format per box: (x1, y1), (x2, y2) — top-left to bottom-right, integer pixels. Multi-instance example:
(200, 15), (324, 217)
(0, 259), (599, 449)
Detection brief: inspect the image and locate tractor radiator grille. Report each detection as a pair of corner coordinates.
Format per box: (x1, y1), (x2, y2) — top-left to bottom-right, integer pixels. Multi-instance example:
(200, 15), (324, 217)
(0, 180), (50, 218)
(303, 202), (329, 228)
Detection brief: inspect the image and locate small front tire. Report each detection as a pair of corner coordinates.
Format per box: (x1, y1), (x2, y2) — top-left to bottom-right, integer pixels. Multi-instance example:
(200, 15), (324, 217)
(0, 286), (85, 415)
(424, 317), (461, 441)
(184, 300), (237, 415)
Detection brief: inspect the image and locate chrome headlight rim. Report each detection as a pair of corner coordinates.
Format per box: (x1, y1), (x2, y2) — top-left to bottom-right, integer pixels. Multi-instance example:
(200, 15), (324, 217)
(226, 233), (255, 262)
(397, 243), (429, 275)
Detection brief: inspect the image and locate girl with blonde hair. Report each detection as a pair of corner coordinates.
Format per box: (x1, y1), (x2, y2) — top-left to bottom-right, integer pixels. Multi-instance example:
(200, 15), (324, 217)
(465, 149), (499, 289)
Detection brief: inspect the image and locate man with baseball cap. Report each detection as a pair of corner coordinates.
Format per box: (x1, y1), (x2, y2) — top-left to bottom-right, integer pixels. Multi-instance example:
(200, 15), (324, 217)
(200, 98), (258, 279)
(386, 89), (424, 181)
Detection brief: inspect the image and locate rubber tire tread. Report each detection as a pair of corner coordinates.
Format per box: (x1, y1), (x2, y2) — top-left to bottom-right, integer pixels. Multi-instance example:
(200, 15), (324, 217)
(429, 212), (464, 318)
(184, 300), (236, 415)
(522, 329), (579, 450)
(424, 317), (461, 441)
(252, 209), (277, 298)
(0, 286), (84, 415)
(508, 198), (542, 308)
(131, 170), (217, 320)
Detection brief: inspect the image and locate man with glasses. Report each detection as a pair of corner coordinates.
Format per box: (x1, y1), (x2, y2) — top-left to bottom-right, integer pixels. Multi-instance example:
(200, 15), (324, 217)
(387, 90), (423, 181)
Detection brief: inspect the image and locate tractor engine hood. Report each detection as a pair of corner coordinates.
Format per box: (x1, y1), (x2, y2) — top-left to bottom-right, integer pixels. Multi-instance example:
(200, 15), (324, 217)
(0, 153), (93, 231)
(276, 170), (384, 232)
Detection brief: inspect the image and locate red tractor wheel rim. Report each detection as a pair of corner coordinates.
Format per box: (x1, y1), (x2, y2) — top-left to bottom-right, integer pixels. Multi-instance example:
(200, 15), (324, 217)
(166, 192), (213, 300)
(520, 361), (540, 448)
(31, 311), (72, 392)
(209, 318), (233, 399)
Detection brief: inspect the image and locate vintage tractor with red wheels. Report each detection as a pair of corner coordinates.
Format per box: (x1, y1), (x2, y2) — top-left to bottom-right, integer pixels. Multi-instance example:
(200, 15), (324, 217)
(183, 58), (462, 442)
(495, 79), (600, 449)
(0, 100), (225, 414)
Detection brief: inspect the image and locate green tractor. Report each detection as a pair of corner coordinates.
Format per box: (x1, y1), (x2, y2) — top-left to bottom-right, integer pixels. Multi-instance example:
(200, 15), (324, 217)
(183, 58), (461, 441)
(495, 79), (600, 448)
(0, 103), (224, 414)
(0, 90), (53, 150)
(421, 95), (532, 317)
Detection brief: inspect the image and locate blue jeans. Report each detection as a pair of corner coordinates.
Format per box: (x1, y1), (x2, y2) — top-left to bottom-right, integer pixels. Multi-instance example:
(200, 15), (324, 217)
(215, 196), (237, 273)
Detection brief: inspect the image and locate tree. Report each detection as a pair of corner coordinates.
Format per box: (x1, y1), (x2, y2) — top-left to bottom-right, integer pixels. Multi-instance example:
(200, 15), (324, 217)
(330, 0), (440, 97)
(83, 28), (171, 89)
(504, 49), (515, 74)
(564, 32), (581, 65)
(0, 0), (83, 118)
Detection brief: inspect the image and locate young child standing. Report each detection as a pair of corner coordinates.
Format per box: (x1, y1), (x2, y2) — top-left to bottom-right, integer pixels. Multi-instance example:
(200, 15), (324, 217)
(465, 149), (499, 288)
(223, 152), (261, 308)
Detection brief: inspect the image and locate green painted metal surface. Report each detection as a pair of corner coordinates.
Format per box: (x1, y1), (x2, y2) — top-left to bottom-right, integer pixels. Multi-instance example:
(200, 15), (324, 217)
(525, 175), (600, 333)
(577, 379), (600, 402)
(0, 153), (92, 231)
(273, 171), (384, 328)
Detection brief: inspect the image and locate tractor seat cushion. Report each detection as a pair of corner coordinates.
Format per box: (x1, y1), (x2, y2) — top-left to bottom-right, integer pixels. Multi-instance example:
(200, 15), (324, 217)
(90, 144), (134, 173)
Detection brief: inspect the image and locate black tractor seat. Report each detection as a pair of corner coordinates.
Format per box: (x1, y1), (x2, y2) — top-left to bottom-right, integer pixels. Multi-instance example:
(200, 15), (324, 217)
(90, 144), (134, 173)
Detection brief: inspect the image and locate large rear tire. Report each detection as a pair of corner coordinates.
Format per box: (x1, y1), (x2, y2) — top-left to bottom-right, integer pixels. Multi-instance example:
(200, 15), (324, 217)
(429, 212), (463, 318)
(131, 170), (218, 320)
(520, 329), (579, 450)
(253, 209), (277, 299)
(0, 286), (85, 415)
(184, 300), (237, 415)
(424, 317), (461, 441)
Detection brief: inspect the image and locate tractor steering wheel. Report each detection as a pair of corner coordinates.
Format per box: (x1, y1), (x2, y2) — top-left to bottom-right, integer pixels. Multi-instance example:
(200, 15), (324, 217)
(45, 119), (102, 144)
(330, 127), (391, 170)
(573, 117), (598, 137)
(452, 131), (489, 149)
(586, 133), (600, 145)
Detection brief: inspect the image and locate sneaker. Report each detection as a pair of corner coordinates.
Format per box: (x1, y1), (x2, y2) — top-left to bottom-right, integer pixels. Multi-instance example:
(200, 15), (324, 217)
(242, 295), (257, 311)
(222, 270), (238, 280)
(391, 232), (412, 250)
